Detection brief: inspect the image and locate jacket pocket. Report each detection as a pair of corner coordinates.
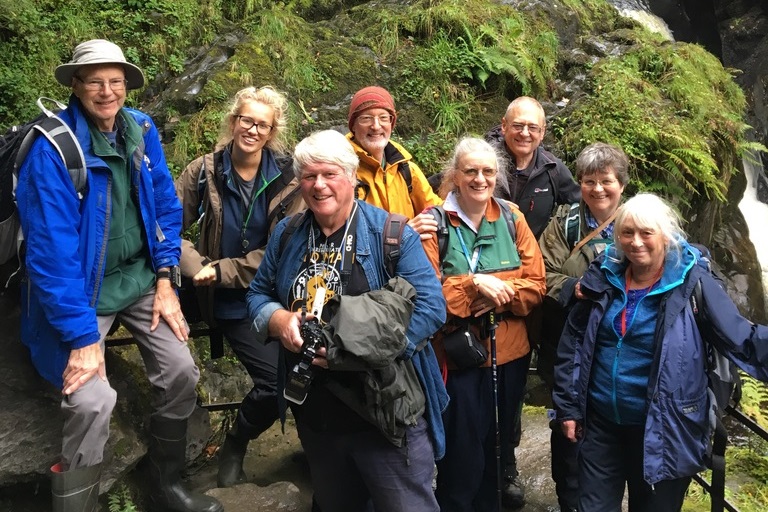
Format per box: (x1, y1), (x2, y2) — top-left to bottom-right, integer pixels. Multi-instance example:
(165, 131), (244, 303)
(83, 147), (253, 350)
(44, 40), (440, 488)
(661, 390), (709, 477)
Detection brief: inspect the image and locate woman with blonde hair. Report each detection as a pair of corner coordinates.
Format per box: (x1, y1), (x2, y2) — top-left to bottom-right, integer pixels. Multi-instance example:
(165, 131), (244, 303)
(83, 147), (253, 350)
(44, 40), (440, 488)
(175, 86), (304, 487)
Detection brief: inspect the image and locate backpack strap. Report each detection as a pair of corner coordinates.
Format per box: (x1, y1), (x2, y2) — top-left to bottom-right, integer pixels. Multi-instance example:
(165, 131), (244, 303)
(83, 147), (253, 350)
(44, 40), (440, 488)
(564, 203), (580, 250)
(265, 155), (300, 227)
(383, 213), (407, 278)
(427, 205), (450, 263)
(19, 116), (87, 197)
(279, 210), (308, 255)
(398, 161), (413, 194)
(569, 208), (618, 258)
(495, 198), (517, 243)
(690, 277), (728, 512)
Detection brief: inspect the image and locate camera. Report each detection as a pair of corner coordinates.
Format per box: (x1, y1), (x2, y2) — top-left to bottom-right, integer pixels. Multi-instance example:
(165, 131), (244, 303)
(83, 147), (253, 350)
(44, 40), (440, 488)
(283, 320), (325, 405)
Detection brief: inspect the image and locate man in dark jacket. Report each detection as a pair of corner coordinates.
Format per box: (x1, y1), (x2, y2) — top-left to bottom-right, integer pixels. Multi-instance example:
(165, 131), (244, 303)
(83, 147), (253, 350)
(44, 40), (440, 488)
(485, 96), (581, 508)
(486, 96), (581, 239)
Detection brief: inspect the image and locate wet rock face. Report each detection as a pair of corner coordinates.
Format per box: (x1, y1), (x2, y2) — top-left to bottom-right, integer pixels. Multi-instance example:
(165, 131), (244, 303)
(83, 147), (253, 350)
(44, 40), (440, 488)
(0, 293), (216, 492)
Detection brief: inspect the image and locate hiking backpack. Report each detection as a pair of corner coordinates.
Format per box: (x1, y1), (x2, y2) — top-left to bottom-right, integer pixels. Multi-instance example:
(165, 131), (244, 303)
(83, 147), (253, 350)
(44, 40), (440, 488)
(0, 98), (86, 281)
(688, 244), (742, 512)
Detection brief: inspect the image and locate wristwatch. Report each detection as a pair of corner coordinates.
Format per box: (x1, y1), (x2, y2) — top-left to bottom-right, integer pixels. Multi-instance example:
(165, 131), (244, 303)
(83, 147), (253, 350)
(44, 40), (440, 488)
(157, 265), (181, 289)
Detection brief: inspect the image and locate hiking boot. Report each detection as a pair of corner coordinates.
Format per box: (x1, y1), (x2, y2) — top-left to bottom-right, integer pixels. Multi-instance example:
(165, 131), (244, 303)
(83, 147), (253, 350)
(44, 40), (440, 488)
(502, 467), (525, 509)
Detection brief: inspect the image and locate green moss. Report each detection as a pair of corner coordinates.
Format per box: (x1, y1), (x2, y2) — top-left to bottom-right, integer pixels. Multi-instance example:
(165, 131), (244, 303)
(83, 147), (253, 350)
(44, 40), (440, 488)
(551, 37), (755, 205)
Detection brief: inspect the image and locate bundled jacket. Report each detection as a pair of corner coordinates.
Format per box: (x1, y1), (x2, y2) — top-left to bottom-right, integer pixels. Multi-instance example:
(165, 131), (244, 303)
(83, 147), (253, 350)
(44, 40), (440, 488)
(485, 126), (581, 239)
(553, 242), (768, 485)
(175, 146), (304, 321)
(246, 200), (450, 458)
(321, 277), (427, 447)
(422, 195), (546, 368)
(346, 134), (442, 218)
(16, 97), (181, 389)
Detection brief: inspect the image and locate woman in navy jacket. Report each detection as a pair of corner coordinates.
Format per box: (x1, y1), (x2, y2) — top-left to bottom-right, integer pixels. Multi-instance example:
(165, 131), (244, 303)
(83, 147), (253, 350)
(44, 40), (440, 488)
(553, 193), (768, 511)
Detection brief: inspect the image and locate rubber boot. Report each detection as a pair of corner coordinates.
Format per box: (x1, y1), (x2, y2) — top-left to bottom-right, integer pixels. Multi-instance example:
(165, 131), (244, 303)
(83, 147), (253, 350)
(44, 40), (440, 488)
(217, 408), (275, 487)
(217, 415), (250, 487)
(146, 416), (223, 512)
(50, 462), (101, 512)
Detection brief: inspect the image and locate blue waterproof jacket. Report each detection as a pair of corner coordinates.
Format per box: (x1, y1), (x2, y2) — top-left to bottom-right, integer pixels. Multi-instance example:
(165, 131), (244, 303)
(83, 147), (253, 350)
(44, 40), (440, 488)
(553, 241), (768, 485)
(246, 200), (450, 458)
(16, 97), (182, 389)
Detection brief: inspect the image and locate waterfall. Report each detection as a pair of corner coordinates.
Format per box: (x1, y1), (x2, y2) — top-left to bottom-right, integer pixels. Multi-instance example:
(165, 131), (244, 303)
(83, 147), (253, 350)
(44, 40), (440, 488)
(604, 0), (674, 40)
(738, 152), (768, 292)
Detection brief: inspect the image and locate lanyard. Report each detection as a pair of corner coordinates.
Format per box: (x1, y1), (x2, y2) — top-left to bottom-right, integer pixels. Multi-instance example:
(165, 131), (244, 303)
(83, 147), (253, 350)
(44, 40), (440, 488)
(237, 171), (273, 251)
(455, 226), (482, 273)
(306, 202), (359, 298)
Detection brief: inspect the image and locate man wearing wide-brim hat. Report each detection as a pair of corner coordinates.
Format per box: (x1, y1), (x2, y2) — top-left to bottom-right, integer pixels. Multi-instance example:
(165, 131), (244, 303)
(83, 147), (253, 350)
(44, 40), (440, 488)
(15, 39), (223, 512)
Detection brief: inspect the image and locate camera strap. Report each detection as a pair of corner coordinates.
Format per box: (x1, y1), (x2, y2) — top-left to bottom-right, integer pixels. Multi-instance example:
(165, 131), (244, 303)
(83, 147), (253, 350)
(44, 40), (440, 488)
(302, 202), (360, 317)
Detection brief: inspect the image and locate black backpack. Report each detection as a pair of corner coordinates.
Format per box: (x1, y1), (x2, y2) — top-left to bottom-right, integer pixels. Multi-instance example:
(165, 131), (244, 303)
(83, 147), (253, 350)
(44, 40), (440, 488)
(688, 244), (742, 512)
(0, 98), (86, 287)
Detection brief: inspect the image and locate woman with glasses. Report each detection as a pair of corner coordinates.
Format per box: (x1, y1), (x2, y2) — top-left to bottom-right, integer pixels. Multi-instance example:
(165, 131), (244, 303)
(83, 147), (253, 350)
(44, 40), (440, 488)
(175, 86), (305, 488)
(537, 142), (628, 512)
(553, 193), (768, 511)
(423, 137), (545, 512)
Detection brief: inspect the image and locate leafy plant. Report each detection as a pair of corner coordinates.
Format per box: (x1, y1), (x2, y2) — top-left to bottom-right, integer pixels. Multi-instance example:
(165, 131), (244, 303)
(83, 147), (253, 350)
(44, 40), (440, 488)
(107, 484), (138, 512)
(739, 373), (768, 429)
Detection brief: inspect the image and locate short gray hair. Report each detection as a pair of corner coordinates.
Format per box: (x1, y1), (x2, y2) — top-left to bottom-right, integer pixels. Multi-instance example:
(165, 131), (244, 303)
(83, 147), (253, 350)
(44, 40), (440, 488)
(613, 193), (686, 261)
(575, 142), (629, 185)
(293, 130), (359, 184)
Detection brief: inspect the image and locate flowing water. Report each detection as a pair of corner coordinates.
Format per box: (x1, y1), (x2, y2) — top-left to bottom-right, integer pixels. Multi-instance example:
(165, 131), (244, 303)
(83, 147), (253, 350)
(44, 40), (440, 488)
(738, 152), (768, 293)
(604, 0), (673, 39)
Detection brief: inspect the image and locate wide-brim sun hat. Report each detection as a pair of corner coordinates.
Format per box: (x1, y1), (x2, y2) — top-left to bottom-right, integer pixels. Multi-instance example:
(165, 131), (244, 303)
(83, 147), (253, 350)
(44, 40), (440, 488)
(55, 39), (145, 90)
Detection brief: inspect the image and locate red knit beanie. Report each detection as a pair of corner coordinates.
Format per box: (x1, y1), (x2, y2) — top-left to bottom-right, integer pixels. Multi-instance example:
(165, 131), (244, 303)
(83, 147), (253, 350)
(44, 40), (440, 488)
(348, 86), (397, 131)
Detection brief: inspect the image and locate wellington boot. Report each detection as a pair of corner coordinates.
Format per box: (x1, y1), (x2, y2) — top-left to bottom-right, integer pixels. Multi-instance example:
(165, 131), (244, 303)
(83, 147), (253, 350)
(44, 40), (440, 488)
(216, 432), (248, 487)
(50, 462), (101, 512)
(146, 417), (223, 512)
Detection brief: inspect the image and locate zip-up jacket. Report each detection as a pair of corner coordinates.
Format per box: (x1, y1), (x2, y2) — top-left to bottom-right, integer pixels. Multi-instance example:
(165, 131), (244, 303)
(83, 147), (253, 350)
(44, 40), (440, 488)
(553, 242), (768, 485)
(346, 134), (442, 218)
(422, 195), (546, 368)
(246, 200), (450, 458)
(16, 96), (181, 389)
(485, 125), (581, 239)
(175, 146), (304, 322)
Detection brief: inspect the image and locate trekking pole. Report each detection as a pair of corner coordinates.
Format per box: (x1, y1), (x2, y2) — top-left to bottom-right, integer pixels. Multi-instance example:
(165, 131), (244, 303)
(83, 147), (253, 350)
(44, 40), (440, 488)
(488, 310), (502, 511)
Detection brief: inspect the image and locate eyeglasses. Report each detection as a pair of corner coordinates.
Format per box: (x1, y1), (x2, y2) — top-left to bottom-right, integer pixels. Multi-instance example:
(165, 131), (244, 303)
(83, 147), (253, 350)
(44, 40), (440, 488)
(75, 77), (128, 92)
(507, 122), (543, 135)
(356, 114), (393, 127)
(236, 115), (274, 135)
(461, 167), (497, 178)
(581, 178), (619, 189)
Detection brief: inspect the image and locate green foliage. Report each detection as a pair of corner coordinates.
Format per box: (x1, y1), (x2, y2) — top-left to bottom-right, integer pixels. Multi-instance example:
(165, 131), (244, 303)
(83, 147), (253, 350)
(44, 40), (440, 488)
(685, 444), (768, 512)
(553, 40), (759, 205)
(0, 0), (219, 125)
(107, 484), (138, 512)
(739, 373), (768, 429)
